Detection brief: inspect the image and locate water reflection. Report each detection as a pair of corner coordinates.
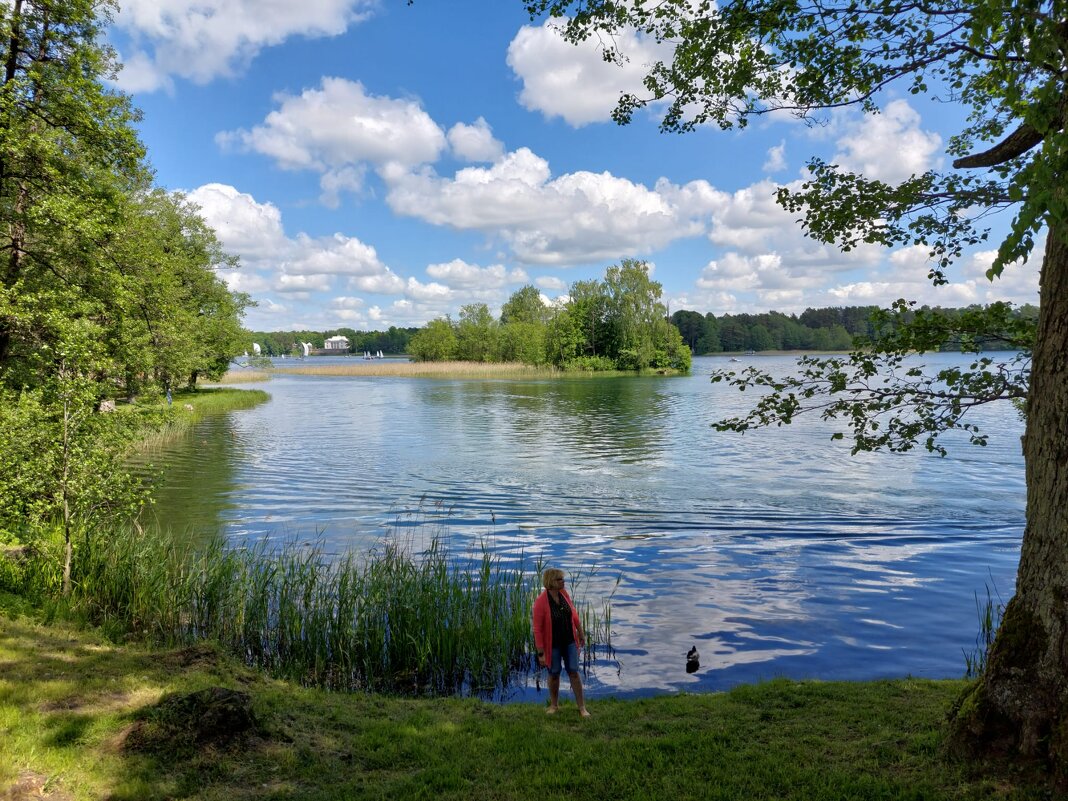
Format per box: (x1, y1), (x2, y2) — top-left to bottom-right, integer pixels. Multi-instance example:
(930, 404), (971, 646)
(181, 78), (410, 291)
(144, 359), (1025, 699)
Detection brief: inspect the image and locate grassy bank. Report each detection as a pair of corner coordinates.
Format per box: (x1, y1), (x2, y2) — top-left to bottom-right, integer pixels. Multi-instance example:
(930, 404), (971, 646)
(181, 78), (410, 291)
(0, 600), (1051, 801)
(135, 388), (270, 450)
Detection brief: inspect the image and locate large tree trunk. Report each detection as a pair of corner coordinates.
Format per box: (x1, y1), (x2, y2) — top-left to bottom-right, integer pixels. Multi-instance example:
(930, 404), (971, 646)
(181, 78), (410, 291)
(948, 222), (1068, 776)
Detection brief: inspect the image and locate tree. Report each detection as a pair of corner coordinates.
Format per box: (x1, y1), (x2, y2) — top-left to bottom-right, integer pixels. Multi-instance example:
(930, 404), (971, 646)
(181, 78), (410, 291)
(670, 309), (706, 352)
(0, 0), (144, 378)
(500, 285), (550, 325)
(528, 0), (1068, 772)
(407, 317), (457, 361)
(454, 303), (499, 362)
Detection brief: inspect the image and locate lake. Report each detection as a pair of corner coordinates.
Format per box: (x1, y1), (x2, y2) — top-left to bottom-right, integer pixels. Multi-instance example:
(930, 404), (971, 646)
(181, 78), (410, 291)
(142, 353), (1024, 700)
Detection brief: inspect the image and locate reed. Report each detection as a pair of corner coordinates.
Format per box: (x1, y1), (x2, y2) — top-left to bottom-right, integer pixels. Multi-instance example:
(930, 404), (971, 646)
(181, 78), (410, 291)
(26, 522), (611, 697)
(134, 388), (270, 451)
(963, 582), (1005, 678)
(272, 360), (561, 379)
(207, 369), (271, 384)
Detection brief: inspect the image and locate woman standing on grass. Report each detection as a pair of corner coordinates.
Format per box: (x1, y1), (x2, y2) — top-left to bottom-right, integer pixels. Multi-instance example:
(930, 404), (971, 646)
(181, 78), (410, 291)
(532, 567), (591, 717)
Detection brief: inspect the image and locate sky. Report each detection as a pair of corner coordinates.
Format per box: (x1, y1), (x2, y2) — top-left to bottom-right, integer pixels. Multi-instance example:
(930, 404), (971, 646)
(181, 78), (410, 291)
(106, 0), (1042, 333)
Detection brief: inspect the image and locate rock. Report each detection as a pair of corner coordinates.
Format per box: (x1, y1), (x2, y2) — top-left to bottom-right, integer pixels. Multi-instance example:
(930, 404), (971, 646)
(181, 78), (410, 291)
(98, 399), (116, 412)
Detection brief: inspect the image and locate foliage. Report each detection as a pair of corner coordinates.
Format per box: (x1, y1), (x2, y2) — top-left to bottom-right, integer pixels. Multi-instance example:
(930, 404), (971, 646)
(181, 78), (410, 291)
(0, 0), (249, 589)
(408, 269), (690, 372)
(408, 317), (458, 361)
(711, 301), (1033, 455)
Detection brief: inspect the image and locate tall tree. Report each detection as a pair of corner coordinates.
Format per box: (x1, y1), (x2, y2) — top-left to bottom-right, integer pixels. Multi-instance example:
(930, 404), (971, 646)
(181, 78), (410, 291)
(0, 0), (144, 378)
(527, 0), (1068, 771)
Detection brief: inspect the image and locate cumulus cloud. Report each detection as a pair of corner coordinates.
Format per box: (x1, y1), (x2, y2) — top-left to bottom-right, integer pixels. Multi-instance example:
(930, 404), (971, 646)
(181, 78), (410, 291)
(383, 148), (718, 264)
(833, 100), (942, 184)
(506, 19), (670, 126)
(447, 118), (505, 163)
(112, 0), (374, 92)
(187, 183), (289, 261)
(763, 141), (787, 173)
(217, 78), (446, 172)
(535, 275), (567, 291)
(319, 166), (366, 209)
(425, 259), (528, 288)
(187, 183), (398, 301)
(187, 183), (546, 329)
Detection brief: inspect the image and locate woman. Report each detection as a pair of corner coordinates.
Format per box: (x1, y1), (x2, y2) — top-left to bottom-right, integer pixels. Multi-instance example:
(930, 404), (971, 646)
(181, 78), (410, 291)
(532, 567), (591, 717)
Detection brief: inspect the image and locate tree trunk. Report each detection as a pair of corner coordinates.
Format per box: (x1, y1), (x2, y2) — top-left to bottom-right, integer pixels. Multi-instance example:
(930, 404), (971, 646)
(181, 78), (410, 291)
(947, 221), (1068, 777)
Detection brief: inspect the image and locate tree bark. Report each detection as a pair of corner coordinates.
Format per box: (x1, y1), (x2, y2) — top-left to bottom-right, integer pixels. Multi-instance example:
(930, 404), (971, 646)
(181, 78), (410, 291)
(948, 220), (1068, 777)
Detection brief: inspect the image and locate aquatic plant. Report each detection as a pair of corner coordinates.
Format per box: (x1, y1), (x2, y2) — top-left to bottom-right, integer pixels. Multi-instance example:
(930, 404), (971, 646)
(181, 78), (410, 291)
(963, 582), (1005, 679)
(23, 523), (612, 697)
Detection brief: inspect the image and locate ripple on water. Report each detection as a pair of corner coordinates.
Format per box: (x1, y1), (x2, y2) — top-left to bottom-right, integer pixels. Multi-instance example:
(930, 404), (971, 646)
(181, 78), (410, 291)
(143, 359), (1025, 699)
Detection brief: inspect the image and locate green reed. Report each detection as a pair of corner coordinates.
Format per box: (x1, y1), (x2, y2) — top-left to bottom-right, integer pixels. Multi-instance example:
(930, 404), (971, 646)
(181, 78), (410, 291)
(24, 523), (611, 696)
(963, 582), (1005, 679)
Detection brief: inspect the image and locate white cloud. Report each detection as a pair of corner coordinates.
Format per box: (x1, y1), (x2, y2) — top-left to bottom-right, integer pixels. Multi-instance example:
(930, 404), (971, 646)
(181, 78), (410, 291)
(186, 183), (288, 261)
(319, 166), (366, 209)
(506, 19), (670, 127)
(447, 118), (505, 163)
(833, 100), (942, 184)
(383, 148), (717, 264)
(763, 141), (787, 173)
(217, 78), (446, 172)
(425, 259), (528, 288)
(535, 275), (567, 291)
(112, 0), (374, 92)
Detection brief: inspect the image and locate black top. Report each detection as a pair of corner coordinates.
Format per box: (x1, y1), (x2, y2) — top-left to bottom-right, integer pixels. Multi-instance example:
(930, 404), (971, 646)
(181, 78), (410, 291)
(549, 591), (574, 648)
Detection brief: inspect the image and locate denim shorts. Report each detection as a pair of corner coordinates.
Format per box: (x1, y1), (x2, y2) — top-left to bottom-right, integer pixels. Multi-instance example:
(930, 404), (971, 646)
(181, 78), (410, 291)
(549, 642), (580, 676)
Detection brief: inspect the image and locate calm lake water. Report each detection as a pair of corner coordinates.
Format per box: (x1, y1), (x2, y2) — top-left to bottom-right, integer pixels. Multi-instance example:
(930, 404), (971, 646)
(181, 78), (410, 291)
(143, 354), (1024, 700)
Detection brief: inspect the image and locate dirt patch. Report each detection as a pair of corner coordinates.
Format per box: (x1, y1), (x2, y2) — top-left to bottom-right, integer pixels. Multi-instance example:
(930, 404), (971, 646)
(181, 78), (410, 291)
(1, 771), (73, 801)
(159, 642), (223, 670)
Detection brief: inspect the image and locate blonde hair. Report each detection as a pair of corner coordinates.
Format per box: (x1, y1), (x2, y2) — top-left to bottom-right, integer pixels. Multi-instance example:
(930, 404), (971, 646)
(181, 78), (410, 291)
(542, 568), (565, 590)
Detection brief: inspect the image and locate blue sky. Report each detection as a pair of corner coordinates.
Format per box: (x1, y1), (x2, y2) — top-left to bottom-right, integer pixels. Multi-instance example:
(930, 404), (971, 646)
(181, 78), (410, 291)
(108, 0), (1040, 332)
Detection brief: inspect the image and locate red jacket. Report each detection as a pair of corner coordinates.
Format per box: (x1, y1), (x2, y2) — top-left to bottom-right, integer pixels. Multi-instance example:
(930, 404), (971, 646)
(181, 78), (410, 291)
(532, 589), (583, 661)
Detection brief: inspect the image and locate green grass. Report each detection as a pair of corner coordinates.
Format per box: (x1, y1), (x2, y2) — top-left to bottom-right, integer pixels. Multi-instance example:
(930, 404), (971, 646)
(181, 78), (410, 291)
(134, 388), (270, 450)
(0, 596), (1052, 801)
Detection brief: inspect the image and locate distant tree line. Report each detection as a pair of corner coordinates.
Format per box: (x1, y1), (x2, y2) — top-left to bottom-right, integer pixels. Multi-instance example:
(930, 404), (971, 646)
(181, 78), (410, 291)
(408, 260), (691, 372)
(248, 326), (419, 356)
(670, 304), (1038, 354)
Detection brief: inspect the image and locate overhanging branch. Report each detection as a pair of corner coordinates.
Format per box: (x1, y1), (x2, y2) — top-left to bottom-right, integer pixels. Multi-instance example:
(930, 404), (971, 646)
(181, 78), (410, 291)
(953, 121), (1045, 169)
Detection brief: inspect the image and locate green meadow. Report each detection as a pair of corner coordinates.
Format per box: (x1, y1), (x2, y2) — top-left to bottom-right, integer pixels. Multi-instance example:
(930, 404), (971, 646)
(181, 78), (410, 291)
(0, 595), (1052, 801)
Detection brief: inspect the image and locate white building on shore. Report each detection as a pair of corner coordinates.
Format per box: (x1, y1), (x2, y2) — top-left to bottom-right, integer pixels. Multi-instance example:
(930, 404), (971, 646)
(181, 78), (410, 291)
(324, 335), (350, 352)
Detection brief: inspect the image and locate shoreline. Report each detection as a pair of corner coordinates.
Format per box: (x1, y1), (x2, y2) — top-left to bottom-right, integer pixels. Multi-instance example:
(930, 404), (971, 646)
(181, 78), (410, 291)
(0, 599), (1048, 800)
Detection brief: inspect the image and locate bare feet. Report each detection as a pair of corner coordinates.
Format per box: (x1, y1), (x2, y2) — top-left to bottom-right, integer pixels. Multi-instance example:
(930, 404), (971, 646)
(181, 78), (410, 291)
(546, 705), (559, 715)
(579, 707), (591, 718)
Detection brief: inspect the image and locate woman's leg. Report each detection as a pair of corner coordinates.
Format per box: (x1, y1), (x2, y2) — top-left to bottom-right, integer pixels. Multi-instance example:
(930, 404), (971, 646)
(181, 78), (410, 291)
(567, 671), (590, 716)
(548, 647), (561, 712)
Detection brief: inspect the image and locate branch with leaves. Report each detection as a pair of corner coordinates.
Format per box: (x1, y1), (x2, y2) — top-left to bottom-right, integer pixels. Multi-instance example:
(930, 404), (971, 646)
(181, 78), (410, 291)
(711, 302), (1033, 455)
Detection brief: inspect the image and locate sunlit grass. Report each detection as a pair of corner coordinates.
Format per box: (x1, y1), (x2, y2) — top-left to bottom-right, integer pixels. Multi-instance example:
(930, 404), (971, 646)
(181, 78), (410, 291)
(0, 598), (1053, 801)
(133, 388), (269, 451)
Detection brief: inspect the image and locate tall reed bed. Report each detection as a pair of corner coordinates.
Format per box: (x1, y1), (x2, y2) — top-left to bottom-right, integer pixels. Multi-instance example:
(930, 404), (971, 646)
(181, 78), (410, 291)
(25, 525), (611, 696)
(273, 360), (560, 379)
(208, 369), (271, 384)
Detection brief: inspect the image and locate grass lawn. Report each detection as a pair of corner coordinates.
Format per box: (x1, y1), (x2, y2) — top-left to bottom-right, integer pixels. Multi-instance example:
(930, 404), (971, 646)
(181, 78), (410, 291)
(0, 595), (1054, 801)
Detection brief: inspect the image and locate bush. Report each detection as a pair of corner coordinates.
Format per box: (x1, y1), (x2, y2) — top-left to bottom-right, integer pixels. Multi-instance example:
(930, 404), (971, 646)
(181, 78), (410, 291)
(563, 356), (617, 372)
